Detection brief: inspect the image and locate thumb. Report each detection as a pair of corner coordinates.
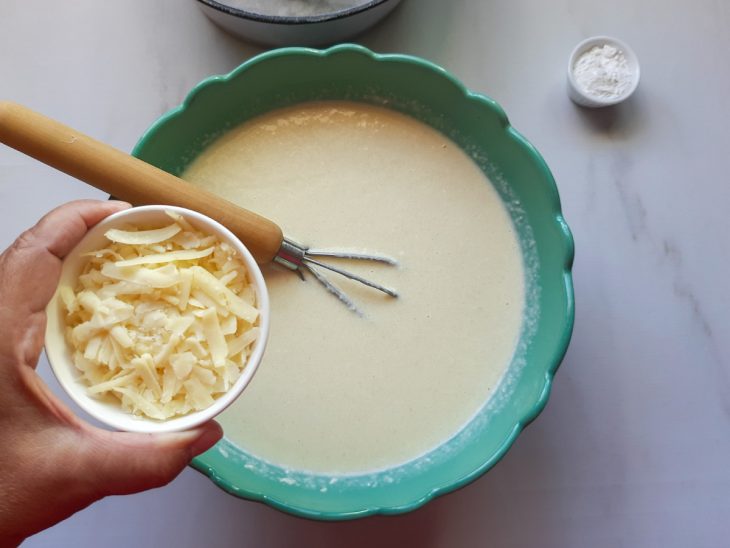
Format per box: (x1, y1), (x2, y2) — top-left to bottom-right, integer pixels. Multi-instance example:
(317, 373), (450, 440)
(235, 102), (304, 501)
(80, 421), (223, 497)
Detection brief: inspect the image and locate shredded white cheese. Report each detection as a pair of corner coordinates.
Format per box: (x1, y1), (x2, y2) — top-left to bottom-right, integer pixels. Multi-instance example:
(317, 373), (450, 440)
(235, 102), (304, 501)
(61, 212), (260, 420)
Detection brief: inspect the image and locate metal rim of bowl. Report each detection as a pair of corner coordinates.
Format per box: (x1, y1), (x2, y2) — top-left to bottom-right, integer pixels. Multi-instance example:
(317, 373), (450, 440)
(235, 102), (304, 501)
(195, 0), (392, 25)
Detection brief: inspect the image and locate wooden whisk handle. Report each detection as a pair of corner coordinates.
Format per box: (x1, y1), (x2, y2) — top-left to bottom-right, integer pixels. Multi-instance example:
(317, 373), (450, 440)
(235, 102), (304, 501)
(0, 101), (284, 264)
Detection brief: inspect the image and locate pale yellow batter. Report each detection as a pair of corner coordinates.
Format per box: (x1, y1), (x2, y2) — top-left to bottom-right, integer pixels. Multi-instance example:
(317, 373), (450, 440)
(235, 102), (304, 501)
(183, 102), (524, 473)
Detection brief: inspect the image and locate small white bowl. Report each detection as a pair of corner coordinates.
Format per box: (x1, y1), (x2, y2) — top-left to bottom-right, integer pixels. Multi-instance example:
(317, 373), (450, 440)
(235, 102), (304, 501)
(567, 35), (640, 108)
(44, 205), (270, 433)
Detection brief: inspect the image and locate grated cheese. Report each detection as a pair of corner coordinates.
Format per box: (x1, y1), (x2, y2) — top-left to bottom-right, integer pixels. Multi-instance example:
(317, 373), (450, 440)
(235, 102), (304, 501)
(61, 213), (261, 420)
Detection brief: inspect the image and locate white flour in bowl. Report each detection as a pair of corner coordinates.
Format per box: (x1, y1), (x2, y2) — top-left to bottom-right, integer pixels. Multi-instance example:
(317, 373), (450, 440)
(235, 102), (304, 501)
(573, 44), (632, 99)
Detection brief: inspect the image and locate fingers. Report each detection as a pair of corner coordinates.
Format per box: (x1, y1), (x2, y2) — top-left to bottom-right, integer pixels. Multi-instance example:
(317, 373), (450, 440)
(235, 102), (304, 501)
(20, 199), (131, 260)
(0, 199), (130, 309)
(0, 200), (130, 367)
(79, 421), (223, 497)
(0, 421), (221, 544)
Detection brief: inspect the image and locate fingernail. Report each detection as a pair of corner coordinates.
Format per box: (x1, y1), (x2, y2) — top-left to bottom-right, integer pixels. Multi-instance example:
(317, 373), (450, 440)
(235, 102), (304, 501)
(108, 200), (133, 209)
(188, 423), (223, 457)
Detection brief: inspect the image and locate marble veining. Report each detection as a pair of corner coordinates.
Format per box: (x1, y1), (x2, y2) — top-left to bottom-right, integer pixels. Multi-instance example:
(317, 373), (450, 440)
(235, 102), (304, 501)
(3, 0), (729, 547)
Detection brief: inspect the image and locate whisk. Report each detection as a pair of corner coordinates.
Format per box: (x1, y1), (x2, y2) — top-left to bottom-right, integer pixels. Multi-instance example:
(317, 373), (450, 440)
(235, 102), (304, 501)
(0, 102), (397, 314)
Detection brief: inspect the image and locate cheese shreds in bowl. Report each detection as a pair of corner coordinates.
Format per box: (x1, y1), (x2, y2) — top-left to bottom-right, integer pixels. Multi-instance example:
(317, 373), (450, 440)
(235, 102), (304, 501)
(60, 211), (260, 420)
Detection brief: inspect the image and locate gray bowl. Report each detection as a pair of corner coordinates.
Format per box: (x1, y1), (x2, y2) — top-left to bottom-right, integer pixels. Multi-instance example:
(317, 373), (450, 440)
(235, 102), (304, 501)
(196, 0), (402, 47)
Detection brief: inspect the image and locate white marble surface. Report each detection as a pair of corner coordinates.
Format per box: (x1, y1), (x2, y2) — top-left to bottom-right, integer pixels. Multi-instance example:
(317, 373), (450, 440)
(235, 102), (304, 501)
(2, 1), (729, 546)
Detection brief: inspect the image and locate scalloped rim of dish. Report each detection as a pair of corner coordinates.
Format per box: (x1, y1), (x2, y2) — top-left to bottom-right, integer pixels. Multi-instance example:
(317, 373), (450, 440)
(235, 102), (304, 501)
(132, 43), (575, 520)
(195, 0), (392, 24)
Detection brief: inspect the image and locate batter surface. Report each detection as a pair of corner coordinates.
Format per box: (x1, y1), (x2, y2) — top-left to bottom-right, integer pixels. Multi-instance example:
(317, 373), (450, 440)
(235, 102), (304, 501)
(183, 101), (524, 473)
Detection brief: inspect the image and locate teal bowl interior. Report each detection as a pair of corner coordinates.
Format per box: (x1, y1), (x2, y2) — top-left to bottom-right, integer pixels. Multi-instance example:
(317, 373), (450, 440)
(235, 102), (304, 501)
(132, 44), (575, 519)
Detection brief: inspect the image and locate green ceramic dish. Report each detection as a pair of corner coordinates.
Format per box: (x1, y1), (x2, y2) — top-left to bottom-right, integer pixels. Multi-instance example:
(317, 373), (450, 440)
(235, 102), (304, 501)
(132, 44), (574, 519)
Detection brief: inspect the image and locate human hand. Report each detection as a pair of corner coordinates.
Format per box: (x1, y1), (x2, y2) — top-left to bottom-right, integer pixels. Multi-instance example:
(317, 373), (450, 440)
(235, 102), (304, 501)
(0, 200), (222, 546)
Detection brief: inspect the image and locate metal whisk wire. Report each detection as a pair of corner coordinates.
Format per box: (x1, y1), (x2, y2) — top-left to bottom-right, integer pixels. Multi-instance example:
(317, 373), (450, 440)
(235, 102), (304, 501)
(274, 238), (398, 314)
